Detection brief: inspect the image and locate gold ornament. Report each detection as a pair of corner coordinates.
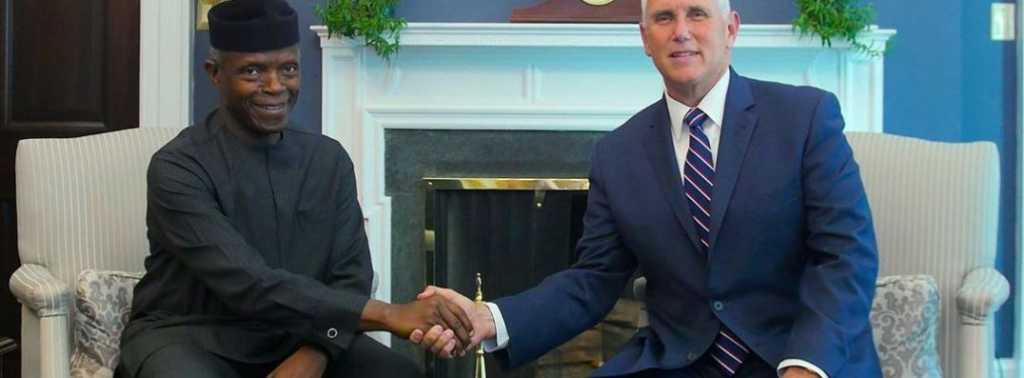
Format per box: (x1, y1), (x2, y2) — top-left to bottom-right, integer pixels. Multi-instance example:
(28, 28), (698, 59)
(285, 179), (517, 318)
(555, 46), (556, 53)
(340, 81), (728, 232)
(474, 273), (486, 378)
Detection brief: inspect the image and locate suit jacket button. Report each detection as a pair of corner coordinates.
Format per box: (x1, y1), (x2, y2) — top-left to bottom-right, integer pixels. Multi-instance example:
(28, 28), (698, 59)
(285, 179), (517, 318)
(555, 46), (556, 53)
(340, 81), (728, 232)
(327, 327), (339, 339)
(687, 352), (698, 361)
(713, 301), (724, 311)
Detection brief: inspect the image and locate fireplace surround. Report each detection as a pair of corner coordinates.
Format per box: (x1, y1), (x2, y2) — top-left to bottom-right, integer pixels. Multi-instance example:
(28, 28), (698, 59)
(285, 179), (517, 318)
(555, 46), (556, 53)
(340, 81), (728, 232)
(314, 24), (896, 365)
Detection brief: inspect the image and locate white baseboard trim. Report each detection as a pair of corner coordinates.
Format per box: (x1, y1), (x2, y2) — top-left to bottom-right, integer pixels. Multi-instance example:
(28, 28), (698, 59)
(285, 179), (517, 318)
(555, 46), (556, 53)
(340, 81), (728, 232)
(999, 358), (1016, 378)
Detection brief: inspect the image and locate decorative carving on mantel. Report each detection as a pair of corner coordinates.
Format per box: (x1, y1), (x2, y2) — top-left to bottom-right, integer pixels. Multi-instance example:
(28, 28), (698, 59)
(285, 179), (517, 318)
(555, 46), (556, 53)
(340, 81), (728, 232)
(511, 0), (641, 23)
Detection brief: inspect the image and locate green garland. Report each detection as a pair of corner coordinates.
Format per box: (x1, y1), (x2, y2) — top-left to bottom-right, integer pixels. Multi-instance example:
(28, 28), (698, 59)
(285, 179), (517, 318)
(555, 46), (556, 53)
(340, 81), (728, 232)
(315, 0), (406, 61)
(793, 0), (885, 56)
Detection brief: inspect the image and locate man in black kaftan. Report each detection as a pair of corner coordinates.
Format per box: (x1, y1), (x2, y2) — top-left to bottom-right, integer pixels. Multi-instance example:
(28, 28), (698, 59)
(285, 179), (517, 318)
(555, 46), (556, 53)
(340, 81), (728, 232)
(117, 1), (472, 377)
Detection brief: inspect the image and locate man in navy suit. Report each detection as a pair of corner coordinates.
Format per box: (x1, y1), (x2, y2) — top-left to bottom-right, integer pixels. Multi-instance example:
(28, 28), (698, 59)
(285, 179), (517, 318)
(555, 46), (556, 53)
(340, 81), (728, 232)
(412, 0), (880, 376)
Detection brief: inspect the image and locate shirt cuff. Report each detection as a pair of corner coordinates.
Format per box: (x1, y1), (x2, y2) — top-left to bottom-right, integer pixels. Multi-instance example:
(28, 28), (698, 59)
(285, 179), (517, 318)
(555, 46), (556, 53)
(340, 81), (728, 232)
(480, 302), (509, 352)
(778, 359), (828, 378)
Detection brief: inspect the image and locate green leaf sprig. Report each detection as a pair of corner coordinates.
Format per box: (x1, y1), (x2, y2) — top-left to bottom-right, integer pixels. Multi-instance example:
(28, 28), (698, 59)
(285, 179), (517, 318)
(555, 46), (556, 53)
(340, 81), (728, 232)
(316, 0), (406, 61)
(793, 0), (885, 56)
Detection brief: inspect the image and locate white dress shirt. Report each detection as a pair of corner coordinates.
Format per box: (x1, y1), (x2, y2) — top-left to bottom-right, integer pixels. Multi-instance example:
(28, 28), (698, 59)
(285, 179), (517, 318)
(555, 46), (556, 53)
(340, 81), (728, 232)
(481, 70), (827, 378)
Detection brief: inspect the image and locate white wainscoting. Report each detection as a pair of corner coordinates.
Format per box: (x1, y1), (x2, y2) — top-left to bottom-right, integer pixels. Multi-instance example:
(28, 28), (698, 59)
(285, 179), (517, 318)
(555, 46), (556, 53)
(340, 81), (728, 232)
(139, 0), (192, 129)
(314, 23), (895, 334)
(999, 357), (1016, 378)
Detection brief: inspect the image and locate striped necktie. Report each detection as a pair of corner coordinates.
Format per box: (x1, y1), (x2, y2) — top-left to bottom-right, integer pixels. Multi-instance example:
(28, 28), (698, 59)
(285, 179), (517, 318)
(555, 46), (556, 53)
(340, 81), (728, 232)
(682, 108), (751, 376)
(682, 107), (714, 250)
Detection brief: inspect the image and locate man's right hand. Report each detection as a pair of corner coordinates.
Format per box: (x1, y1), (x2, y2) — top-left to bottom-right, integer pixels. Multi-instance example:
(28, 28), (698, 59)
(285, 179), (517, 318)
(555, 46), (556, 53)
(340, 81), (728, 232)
(408, 286), (496, 357)
(360, 296), (474, 352)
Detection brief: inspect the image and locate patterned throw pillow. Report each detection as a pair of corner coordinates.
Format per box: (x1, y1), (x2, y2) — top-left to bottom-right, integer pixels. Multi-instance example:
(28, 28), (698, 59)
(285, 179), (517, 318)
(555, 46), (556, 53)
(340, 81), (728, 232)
(871, 275), (942, 378)
(70, 270), (142, 378)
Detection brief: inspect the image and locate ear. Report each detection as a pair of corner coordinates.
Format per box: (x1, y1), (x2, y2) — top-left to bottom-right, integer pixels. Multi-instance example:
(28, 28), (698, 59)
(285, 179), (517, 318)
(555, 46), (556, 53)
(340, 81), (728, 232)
(204, 59), (221, 86)
(639, 23), (653, 57)
(725, 11), (740, 47)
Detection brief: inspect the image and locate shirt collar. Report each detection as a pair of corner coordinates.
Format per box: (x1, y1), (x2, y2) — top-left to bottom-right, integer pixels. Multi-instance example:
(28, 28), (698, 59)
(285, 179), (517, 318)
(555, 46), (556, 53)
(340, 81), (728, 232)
(216, 107), (285, 147)
(664, 69), (730, 129)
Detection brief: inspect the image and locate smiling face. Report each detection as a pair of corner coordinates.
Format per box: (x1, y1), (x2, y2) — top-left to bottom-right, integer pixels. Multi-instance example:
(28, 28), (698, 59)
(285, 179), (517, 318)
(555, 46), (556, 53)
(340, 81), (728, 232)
(205, 46), (300, 137)
(640, 0), (738, 105)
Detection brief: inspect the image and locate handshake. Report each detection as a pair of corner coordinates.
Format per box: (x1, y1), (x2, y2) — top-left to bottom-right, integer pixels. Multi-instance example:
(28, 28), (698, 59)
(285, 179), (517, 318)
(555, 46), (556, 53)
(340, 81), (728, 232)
(403, 286), (497, 359)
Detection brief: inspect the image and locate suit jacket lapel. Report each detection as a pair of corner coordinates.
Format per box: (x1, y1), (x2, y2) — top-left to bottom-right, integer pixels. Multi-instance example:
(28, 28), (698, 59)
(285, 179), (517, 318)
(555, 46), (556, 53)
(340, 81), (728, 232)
(708, 70), (758, 251)
(643, 97), (703, 251)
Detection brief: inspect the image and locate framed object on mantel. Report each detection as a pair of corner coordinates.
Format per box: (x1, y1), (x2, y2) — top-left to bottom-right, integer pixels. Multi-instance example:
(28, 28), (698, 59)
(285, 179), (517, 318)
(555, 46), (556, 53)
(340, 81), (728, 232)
(510, 0), (641, 23)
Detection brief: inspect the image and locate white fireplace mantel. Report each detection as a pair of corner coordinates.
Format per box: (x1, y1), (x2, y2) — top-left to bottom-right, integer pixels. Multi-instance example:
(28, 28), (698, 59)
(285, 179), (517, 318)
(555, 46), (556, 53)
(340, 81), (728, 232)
(316, 23), (893, 49)
(313, 22), (895, 317)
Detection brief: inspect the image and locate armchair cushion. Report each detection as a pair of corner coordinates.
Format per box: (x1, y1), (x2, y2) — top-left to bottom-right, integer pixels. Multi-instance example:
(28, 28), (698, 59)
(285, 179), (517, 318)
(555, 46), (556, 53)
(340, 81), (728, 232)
(70, 269), (142, 378)
(870, 275), (941, 378)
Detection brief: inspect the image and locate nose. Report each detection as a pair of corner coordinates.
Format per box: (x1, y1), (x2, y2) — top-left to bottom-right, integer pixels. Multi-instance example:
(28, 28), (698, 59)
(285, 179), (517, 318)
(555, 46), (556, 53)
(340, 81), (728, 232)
(261, 72), (285, 96)
(672, 18), (692, 42)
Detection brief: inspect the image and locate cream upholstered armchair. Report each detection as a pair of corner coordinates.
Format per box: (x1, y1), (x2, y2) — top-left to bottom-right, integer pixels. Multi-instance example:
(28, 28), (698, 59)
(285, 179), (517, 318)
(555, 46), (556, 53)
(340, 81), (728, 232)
(846, 132), (1009, 378)
(8, 128), (179, 378)
(634, 132), (1009, 377)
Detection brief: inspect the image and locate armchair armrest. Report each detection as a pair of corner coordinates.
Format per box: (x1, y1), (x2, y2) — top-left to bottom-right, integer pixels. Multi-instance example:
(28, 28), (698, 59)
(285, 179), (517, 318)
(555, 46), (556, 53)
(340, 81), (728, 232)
(633, 277), (648, 328)
(632, 277), (647, 301)
(955, 267), (1008, 378)
(956, 267), (1010, 325)
(10, 264), (73, 378)
(9, 264), (71, 317)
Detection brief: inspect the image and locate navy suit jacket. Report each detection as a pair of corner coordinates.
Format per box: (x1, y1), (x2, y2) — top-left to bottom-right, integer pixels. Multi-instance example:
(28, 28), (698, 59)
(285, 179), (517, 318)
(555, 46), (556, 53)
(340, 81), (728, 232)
(493, 70), (881, 377)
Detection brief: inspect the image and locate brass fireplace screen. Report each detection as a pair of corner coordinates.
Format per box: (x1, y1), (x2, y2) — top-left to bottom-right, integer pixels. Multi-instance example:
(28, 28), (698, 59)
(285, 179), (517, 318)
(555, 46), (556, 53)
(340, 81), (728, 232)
(422, 178), (642, 378)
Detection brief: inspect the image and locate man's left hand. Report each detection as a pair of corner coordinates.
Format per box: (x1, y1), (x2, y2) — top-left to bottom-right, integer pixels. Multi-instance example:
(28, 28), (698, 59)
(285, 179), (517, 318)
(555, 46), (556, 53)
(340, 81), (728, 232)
(267, 345), (328, 378)
(781, 366), (820, 378)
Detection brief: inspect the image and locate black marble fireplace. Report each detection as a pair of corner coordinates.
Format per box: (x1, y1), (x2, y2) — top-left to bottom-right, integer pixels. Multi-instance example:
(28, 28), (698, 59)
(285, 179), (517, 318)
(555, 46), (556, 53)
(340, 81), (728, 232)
(385, 130), (642, 378)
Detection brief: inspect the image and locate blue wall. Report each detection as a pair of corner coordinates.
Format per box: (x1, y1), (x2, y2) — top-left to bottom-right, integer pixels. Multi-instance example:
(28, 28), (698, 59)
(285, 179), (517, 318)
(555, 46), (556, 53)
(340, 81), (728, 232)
(962, 0), (1018, 359)
(871, 0), (1017, 357)
(192, 0), (1019, 357)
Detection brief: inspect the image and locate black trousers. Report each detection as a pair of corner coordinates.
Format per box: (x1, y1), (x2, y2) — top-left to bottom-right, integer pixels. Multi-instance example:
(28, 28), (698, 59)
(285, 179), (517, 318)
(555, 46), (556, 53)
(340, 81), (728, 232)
(130, 335), (422, 378)
(629, 352), (777, 378)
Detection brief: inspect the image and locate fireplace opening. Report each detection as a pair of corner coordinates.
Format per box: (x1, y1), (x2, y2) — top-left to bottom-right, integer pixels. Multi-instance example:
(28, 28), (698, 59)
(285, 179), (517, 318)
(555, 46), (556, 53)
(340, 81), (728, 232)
(423, 178), (643, 378)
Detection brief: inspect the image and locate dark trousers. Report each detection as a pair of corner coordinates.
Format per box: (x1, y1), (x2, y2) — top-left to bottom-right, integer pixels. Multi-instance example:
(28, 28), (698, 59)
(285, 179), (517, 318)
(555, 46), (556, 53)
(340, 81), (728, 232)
(131, 335), (422, 378)
(629, 352), (777, 378)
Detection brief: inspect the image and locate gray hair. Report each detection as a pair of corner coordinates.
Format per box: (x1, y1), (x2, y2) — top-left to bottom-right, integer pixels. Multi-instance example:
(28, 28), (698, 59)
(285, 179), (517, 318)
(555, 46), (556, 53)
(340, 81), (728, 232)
(641, 0), (731, 24)
(208, 46), (223, 66)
